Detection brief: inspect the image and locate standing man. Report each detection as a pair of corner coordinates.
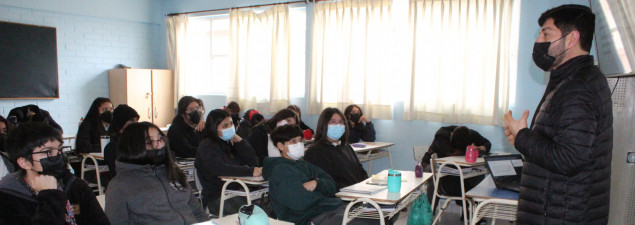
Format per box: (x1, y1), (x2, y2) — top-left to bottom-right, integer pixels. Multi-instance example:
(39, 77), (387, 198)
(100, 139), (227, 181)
(505, 4), (613, 224)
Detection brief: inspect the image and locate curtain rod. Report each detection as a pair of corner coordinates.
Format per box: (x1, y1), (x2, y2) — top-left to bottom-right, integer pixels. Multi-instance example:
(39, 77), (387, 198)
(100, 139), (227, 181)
(166, 0), (324, 17)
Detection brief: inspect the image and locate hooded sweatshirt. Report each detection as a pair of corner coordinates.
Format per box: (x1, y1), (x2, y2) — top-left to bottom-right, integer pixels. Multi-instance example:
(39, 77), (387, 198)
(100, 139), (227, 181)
(0, 170), (109, 225)
(262, 157), (341, 225)
(105, 161), (208, 225)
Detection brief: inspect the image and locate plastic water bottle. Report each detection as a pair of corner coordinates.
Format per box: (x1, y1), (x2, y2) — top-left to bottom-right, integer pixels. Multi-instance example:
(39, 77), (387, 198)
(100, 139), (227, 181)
(415, 162), (423, 178)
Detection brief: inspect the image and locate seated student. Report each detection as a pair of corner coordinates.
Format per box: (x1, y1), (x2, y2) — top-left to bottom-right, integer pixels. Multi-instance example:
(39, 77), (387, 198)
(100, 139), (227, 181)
(287, 104), (315, 139)
(0, 122), (109, 225)
(103, 105), (139, 177)
(264, 124), (378, 225)
(304, 108), (368, 191)
(235, 109), (264, 138)
(222, 101), (241, 127)
(105, 122), (208, 224)
(344, 104), (376, 143)
(0, 115), (11, 153)
(7, 104), (63, 134)
(168, 96), (205, 158)
(76, 97), (113, 153)
(195, 109), (261, 216)
(421, 126), (491, 208)
(247, 109), (299, 165)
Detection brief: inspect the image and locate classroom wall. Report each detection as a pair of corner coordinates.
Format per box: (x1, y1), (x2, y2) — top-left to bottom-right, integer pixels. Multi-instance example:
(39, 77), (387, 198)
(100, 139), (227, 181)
(162, 0), (592, 174)
(0, 0), (164, 135)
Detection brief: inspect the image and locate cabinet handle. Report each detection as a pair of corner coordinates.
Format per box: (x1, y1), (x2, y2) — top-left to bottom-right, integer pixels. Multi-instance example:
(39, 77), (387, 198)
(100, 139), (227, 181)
(147, 108), (151, 119)
(154, 106), (158, 119)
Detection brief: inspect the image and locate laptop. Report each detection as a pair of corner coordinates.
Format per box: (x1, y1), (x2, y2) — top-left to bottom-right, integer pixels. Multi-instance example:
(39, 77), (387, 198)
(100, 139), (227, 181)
(484, 154), (524, 192)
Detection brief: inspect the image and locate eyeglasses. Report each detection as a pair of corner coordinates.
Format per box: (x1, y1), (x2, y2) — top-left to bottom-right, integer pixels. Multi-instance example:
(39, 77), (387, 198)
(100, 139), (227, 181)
(186, 106), (203, 113)
(146, 136), (168, 148)
(28, 146), (71, 158)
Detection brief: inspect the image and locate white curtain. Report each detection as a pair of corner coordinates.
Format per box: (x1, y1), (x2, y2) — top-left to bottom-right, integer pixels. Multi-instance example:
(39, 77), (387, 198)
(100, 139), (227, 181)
(166, 15), (189, 106)
(404, 0), (515, 126)
(308, 0), (395, 119)
(229, 5), (291, 114)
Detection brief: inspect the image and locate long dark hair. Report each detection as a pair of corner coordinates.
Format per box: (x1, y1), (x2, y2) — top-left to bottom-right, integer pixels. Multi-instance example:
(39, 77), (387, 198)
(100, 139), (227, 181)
(314, 108), (349, 146)
(117, 122), (187, 188)
(344, 104), (364, 130)
(258, 109), (298, 132)
(83, 97), (112, 135)
(202, 109), (237, 157)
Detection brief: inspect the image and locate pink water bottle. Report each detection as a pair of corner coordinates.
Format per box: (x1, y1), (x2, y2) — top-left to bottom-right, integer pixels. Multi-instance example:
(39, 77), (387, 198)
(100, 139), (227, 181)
(465, 146), (479, 163)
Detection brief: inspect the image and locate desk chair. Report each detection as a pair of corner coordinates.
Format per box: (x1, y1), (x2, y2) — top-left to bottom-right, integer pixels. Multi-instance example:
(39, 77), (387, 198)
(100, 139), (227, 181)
(96, 194), (106, 210)
(470, 199), (517, 225)
(80, 154), (104, 195)
(219, 178), (269, 218)
(413, 145), (430, 162)
(430, 154), (473, 225)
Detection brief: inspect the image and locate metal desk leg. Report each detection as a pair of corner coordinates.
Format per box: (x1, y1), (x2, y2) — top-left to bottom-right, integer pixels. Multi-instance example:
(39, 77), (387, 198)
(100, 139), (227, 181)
(219, 179), (251, 218)
(387, 147), (393, 169)
(80, 154), (103, 195)
(342, 198), (386, 225)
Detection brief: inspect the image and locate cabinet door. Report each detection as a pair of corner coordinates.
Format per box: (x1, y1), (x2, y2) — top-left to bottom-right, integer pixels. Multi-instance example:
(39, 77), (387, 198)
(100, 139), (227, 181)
(126, 69), (153, 122)
(151, 69), (174, 128)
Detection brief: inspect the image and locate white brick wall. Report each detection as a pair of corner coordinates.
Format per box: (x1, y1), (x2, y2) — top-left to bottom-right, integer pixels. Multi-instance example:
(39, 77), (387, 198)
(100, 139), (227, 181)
(0, 5), (163, 135)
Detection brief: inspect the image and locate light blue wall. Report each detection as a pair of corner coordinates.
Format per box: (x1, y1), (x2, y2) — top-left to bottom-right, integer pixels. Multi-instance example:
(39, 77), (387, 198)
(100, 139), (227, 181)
(0, 0), (163, 135)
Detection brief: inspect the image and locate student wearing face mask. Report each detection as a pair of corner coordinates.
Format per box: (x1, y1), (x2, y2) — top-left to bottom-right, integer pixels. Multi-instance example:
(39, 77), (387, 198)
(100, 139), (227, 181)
(344, 104), (376, 143)
(0, 116), (15, 178)
(195, 109), (260, 216)
(103, 105), (139, 178)
(168, 96), (205, 158)
(76, 97), (113, 154)
(264, 125), (379, 225)
(106, 122), (207, 224)
(0, 122), (110, 225)
(304, 108), (368, 191)
(246, 109), (299, 166)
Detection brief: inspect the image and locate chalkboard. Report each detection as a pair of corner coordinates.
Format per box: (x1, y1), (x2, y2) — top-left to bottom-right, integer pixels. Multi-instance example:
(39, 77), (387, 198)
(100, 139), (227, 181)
(0, 21), (59, 99)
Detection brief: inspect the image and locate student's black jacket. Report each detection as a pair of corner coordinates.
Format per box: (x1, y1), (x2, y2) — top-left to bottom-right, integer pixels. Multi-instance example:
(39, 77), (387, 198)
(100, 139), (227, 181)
(246, 124), (271, 166)
(303, 141), (368, 191)
(347, 121), (375, 143)
(103, 135), (120, 178)
(195, 137), (258, 206)
(236, 119), (253, 139)
(168, 116), (202, 158)
(75, 120), (108, 154)
(421, 125), (491, 165)
(514, 55), (613, 224)
(0, 170), (110, 225)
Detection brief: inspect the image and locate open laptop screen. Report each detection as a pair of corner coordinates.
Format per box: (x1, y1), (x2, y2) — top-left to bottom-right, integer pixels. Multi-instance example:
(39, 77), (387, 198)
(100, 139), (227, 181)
(484, 154), (523, 178)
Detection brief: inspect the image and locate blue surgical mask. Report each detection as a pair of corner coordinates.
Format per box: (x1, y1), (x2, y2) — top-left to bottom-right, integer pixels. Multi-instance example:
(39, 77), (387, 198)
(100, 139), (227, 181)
(220, 126), (235, 141)
(327, 124), (345, 140)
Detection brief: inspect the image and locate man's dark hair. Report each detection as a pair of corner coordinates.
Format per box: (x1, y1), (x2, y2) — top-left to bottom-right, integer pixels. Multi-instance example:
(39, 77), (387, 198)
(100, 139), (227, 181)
(7, 122), (62, 165)
(538, 4), (595, 52)
(450, 126), (472, 151)
(271, 124), (303, 148)
(260, 109), (299, 131)
(226, 101), (240, 114)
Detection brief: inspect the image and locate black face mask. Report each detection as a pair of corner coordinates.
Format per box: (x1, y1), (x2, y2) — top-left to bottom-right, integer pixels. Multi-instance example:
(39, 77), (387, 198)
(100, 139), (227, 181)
(146, 147), (167, 165)
(36, 154), (67, 179)
(188, 111), (201, 124)
(100, 111), (113, 123)
(532, 34), (568, 71)
(350, 114), (362, 123)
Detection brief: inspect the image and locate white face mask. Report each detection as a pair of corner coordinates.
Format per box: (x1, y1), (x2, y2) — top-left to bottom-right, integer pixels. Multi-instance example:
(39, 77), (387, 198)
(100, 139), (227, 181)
(286, 142), (305, 160)
(277, 119), (289, 127)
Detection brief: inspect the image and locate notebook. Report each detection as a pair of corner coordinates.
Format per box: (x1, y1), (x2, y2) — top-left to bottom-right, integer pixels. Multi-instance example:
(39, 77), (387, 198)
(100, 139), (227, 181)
(340, 182), (387, 195)
(484, 154), (523, 192)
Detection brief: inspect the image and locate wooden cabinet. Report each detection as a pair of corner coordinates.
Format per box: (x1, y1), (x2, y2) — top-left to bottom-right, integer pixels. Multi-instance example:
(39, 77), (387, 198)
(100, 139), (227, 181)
(108, 69), (174, 128)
